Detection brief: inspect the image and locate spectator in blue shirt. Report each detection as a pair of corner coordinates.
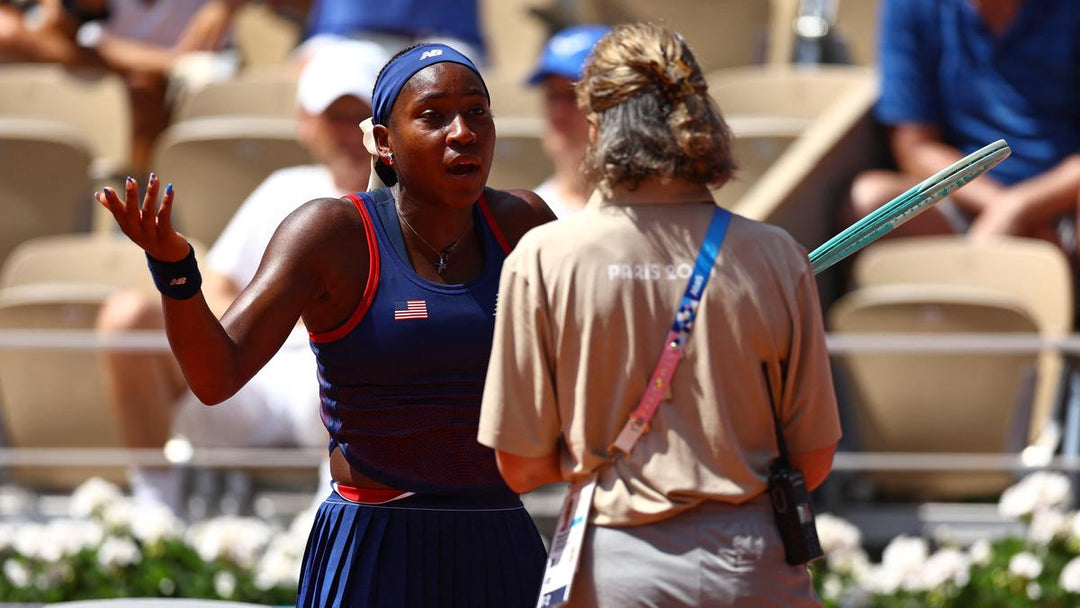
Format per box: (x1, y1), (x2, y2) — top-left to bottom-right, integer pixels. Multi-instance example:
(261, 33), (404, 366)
(845, 0), (1080, 248)
(297, 0), (485, 65)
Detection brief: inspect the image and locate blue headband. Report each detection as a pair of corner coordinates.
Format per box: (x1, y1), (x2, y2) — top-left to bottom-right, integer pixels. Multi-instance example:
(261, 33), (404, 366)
(371, 43), (487, 126)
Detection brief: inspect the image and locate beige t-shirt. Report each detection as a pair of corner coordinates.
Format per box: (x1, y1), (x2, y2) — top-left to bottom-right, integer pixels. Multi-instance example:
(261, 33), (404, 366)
(478, 192), (841, 527)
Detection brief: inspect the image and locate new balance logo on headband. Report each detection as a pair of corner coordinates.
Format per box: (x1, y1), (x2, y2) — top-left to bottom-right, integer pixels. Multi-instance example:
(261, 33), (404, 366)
(372, 44), (484, 124)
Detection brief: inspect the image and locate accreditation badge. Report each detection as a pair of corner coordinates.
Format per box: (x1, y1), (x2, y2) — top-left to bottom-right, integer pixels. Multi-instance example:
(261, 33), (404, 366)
(535, 475), (598, 608)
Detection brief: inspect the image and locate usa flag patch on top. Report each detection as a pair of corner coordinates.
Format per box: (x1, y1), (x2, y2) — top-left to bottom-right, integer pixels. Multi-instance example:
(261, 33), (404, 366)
(394, 300), (429, 321)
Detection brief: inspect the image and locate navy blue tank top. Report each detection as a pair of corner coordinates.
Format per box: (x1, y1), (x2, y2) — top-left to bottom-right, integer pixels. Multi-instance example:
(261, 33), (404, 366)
(309, 188), (513, 495)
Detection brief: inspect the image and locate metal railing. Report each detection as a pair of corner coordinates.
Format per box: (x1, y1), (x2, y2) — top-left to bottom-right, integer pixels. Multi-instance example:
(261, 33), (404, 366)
(0, 328), (1078, 474)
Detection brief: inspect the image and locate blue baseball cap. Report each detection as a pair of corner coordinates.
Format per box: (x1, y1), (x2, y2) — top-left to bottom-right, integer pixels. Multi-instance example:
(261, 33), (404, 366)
(526, 25), (611, 86)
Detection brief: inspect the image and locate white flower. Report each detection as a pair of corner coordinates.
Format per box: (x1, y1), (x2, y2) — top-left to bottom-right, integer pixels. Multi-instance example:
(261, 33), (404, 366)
(100, 499), (139, 533)
(884, 536), (929, 589)
(214, 571), (236, 598)
(97, 536), (142, 569)
(862, 564), (901, 595)
(1028, 508), (1067, 545)
(847, 549), (875, 587)
(921, 548), (971, 589)
(43, 519), (105, 559)
(186, 517), (275, 568)
(13, 523), (60, 562)
(1064, 511), (1080, 543)
(69, 477), (124, 519)
(826, 546), (870, 578)
(253, 516), (311, 591)
(968, 539), (993, 566)
(130, 502), (183, 545)
(1059, 557), (1080, 593)
(822, 574), (843, 602)
(999, 472), (1071, 519)
(817, 513), (863, 555)
(1027, 582), (1042, 600)
(1008, 551), (1043, 579)
(0, 523), (19, 552)
(871, 535), (929, 593)
(289, 506), (318, 540)
(254, 535), (304, 590)
(3, 559), (30, 587)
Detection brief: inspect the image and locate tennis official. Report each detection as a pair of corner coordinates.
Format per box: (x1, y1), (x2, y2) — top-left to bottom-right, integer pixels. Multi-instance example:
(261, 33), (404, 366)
(480, 23), (842, 607)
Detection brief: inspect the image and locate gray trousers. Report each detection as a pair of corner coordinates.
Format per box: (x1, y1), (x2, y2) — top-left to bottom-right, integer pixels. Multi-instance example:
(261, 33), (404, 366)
(565, 496), (821, 608)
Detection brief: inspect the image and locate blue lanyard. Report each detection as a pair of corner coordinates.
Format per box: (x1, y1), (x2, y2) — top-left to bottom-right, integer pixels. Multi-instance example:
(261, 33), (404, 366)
(611, 205), (732, 454)
(671, 206), (733, 347)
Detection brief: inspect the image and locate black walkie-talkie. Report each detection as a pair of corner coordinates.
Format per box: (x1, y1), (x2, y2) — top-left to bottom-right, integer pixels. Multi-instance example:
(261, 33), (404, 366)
(763, 363), (824, 566)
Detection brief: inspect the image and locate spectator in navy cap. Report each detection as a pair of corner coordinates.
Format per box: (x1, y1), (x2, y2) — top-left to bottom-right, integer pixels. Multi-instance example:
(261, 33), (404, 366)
(527, 24), (610, 218)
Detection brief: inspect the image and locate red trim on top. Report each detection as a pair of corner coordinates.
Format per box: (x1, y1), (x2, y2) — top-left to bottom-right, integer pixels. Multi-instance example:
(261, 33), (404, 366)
(333, 482), (410, 504)
(309, 194), (381, 344)
(478, 194), (512, 255)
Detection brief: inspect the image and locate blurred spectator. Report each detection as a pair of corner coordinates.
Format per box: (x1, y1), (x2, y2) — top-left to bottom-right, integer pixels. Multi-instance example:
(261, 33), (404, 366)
(297, 0), (485, 64)
(526, 24), (608, 219)
(95, 39), (386, 514)
(844, 0), (1080, 254)
(0, 0), (246, 174)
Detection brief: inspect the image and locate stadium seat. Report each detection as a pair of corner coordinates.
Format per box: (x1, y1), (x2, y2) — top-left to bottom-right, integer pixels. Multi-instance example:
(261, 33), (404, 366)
(0, 64), (131, 179)
(0, 235), (205, 491)
(479, 0), (550, 77)
(828, 283), (1042, 500)
(832, 0), (881, 67)
(0, 287), (126, 490)
(173, 66), (301, 122)
(0, 117), (94, 270)
(705, 65), (878, 216)
(707, 64), (877, 119)
(576, 0), (782, 72)
(0, 234), (169, 293)
(851, 236), (1074, 447)
(151, 116), (314, 246)
(715, 121), (803, 210)
(231, 1), (303, 68)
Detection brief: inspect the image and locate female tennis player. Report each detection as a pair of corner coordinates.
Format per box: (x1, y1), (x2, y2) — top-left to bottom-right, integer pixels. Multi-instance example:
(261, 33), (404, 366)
(98, 43), (553, 607)
(479, 23), (841, 606)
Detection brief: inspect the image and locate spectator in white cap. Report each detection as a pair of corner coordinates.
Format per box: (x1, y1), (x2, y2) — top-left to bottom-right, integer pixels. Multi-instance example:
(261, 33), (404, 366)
(527, 24), (610, 218)
(96, 39), (390, 515)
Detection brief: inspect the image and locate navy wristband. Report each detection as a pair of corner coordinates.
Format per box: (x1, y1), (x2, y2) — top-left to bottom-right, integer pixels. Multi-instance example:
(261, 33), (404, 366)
(146, 245), (202, 300)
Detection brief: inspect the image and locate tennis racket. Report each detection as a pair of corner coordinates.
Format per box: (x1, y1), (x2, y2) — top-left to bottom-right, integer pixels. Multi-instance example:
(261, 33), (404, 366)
(809, 139), (1011, 275)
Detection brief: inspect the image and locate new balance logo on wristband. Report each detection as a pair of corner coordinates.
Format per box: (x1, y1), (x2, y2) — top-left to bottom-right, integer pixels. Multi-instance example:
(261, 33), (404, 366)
(147, 246), (202, 300)
(420, 49), (443, 60)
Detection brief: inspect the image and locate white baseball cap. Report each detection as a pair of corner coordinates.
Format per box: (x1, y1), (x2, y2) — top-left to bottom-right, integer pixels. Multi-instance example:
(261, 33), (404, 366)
(297, 40), (388, 114)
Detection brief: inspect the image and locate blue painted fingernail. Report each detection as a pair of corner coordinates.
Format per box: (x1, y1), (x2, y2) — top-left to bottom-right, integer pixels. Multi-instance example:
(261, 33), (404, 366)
(165, 183), (173, 196)
(125, 176), (133, 184)
(103, 187), (112, 194)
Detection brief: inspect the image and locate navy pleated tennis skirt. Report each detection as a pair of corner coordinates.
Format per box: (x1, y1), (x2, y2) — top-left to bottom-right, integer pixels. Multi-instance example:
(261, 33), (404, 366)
(295, 487), (547, 607)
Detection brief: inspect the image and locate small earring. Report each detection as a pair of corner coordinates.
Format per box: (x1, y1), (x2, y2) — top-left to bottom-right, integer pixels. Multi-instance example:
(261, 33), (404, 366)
(387, 152), (394, 164)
